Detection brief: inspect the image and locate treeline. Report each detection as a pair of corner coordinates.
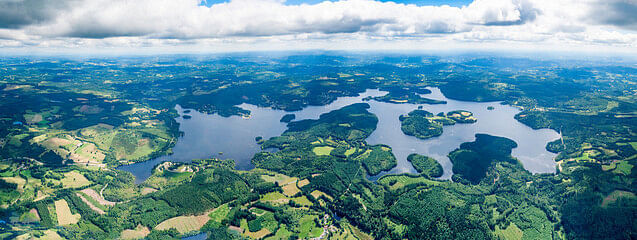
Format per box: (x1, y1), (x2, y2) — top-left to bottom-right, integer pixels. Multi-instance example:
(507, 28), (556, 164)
(35, 202), (55, 228)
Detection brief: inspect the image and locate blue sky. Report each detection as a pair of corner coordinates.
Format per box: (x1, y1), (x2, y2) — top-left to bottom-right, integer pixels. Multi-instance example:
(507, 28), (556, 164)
(201, 0), (474, 7)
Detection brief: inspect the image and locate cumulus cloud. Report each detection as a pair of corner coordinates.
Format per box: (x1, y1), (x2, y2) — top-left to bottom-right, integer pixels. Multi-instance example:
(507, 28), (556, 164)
(35, 0), (470, 38)
(0, 0), (76, 29)
(463, 0), (539, 26)
(589, 0), (637, 31)
(0, 0), (634, 51)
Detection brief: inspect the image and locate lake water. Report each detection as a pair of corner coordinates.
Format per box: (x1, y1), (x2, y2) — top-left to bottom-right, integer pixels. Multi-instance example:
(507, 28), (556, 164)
(118, 88), (560, 183)
(366, 88), (560, 179)
(181, 233), (206, 240)
(117, 90), (385, 183)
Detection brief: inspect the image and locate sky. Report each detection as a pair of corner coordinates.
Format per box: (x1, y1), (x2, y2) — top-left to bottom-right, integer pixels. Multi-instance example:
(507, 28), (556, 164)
(200, 0), (474, 7)
(0, 0), (635, 54)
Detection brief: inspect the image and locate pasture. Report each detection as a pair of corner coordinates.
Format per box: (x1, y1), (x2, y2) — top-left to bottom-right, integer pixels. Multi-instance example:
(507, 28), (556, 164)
(61, 171), (90, 189)
(298, 215), (323, 239)
(496, 222), (523, 240)
(312, 146), (334, 156)
(260, 172), (298, 186)
(208, 203), (231, 225)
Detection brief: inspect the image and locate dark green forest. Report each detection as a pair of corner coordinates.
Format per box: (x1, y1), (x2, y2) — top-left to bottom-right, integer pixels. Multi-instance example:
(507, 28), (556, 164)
(0, 54), (635, 240)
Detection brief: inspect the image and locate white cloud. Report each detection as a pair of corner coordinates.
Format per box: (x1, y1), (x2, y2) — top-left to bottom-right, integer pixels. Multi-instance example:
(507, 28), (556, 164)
(463, 0), (537, 25)
(0, 0), (635, 52)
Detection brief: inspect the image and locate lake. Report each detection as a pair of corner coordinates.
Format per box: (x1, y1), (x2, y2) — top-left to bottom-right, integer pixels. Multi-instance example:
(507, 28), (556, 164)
(118, 88), (560, 183)
(366, 87), (560, 179)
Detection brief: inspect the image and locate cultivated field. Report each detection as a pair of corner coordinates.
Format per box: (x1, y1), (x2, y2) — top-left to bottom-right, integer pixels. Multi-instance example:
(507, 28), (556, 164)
(80, 188), (116, 206)
(155, 211), (211, 234)
(120, 225), (150, 239)
(260, 172), (297, 185)
(282, 181), (300, 196)
(312, 146), (334, 156)
(245, 228), (271, 239)
(54, 199), (80, 226)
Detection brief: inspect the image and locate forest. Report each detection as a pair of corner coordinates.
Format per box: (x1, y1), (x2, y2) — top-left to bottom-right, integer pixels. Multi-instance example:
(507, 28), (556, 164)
(399, 109), (477, 140)
(0, 54), (635, 240)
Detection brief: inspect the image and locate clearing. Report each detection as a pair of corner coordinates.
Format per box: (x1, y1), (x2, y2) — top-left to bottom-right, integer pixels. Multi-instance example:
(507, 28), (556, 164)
(80, 188), (117, 206)
(282, 181), (300, 196)
(312, 146), (334, 156)
(496, 222), (523, 240)
(602, 190), (636, 208)
(311, 190), (333, 201)
(120, 225), (151, 239)
(155, 209), (214, 234)
(261, 172), (298, 186)
(378, 174), (441, 191)
(76, 192), (105, 214)
(61, 171), (90, 189)
(54, 199), (80, 226)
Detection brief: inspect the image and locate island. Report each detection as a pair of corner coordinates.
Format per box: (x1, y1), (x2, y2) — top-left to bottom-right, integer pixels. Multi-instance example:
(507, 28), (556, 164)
(400, 109), (477, 140)
(1, 54), (634, 240)
(279, 113), (296, 123)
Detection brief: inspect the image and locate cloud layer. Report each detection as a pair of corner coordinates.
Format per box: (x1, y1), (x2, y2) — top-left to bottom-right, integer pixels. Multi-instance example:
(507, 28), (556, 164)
(0, 0), (635, 52)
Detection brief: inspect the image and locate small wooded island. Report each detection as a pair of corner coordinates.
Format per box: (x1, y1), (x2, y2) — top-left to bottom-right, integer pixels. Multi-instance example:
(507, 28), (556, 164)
(400, 109), (477, 140)
(1, 54), (634, 240)
(279, 114), (296, 123)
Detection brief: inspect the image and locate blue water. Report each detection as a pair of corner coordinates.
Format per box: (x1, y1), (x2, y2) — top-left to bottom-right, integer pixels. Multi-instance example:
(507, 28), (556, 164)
(118, 90), (385, 183)
(118, 88), (559, 183)
(366, 87), (560, 179)
(182, 232), (207, 240)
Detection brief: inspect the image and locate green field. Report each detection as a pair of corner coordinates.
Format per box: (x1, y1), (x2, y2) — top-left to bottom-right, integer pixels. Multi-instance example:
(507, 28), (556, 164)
(208, 203), (230, 225)
(268, 225), (293, 239)
(1, 54), (637, 240)
(312, 146), (334, 156)
(496, 223), (523, 240)
(261, 192), (289, 204)
(61, 171), (91, 189)
(344, 147), (357, 156)
(299, 215), (323, 239)
(614, 161), (633, 175)
(378, 174), (442, 191)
